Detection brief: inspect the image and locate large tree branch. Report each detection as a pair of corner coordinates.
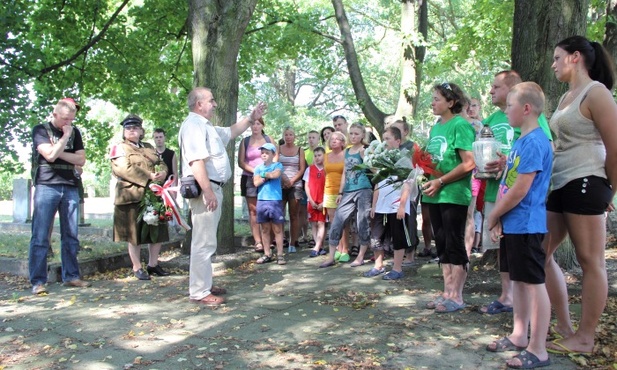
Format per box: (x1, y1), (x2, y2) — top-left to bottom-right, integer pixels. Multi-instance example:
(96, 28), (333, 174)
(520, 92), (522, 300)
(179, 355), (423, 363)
(245, 16), (342, 43)
(331, 0), (387, 130)
(39, 0), (131, 76)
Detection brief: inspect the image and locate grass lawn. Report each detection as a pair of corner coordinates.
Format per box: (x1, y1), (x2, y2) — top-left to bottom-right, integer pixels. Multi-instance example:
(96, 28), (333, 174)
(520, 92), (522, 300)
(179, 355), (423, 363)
(0, 210), (251, 261)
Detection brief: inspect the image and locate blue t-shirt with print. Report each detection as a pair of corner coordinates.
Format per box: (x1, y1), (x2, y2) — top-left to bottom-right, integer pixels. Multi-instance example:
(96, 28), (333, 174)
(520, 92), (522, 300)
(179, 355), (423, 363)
(498, 127), (552, 234)
(254, 162), (284, 201)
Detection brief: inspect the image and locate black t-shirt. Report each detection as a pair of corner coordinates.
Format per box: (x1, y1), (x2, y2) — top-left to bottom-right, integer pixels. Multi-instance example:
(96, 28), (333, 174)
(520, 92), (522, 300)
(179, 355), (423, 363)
(158, 147), (175, 181)
(32, 122), (84, 186)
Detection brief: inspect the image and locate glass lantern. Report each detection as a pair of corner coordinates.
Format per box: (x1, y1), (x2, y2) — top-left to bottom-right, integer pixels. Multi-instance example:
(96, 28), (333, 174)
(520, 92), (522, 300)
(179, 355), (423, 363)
(473, 124), (501, 179)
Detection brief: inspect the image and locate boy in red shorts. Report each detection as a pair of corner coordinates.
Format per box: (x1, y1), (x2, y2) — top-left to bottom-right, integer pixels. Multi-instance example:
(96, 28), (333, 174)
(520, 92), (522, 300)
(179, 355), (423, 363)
(303, 147), (327, 257)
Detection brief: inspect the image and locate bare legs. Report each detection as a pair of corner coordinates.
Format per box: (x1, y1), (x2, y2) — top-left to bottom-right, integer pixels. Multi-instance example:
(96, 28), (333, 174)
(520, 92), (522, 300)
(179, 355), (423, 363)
(311, 221), (326, 252)
(261, 222), (284, 257)
(545, 211), (607, 353)
(128, 242), (161, 271)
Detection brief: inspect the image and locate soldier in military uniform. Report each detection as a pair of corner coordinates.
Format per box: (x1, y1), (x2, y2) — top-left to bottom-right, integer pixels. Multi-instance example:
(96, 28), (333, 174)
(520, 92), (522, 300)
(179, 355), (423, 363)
(110, 114), (171, 280)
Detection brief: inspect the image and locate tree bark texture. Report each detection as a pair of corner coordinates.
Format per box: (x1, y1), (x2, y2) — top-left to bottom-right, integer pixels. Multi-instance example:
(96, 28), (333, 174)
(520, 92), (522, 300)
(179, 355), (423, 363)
(604, 1), (617, 66)
(331, 0), (387, 132)
(511, 0), (588, 117)
(188, 0), (257, 254)
(413, 0), (428, 118)
(396, 0), (417, 120)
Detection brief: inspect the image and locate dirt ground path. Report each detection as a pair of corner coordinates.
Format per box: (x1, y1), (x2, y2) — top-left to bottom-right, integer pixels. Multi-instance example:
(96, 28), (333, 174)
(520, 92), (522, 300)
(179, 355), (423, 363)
(2, 245), (609, 369)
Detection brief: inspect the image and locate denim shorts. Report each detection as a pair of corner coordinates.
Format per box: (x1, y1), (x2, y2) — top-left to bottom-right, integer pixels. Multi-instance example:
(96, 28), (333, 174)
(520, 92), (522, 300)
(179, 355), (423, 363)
(257, 200), (285, 224)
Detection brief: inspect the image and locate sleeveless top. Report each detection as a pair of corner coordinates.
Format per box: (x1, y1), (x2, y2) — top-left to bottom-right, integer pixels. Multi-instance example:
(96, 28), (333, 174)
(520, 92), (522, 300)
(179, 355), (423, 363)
(158, 147), (175, 181)
(279, 146), (302, 189)
(549, 81), (607, 190)
(342, 148), (372, 192)
(241, 135), (271, 176)
(306, 164), (325, 203)
(324, 151), (344, 195)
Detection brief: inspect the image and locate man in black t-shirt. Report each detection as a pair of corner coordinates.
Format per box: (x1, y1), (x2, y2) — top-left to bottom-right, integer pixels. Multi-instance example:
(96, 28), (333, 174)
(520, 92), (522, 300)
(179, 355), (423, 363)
(153, 128), (177, 185)
(29, 98), (91, 295)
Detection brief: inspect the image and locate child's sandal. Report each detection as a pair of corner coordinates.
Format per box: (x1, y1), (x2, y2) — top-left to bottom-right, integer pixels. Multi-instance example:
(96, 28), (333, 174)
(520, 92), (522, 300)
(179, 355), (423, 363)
(256, 255), (273, 264)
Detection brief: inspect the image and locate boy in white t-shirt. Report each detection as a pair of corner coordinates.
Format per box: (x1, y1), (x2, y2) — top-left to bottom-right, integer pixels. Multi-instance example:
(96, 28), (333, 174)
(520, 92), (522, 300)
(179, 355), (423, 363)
(364, 126), (412, 280)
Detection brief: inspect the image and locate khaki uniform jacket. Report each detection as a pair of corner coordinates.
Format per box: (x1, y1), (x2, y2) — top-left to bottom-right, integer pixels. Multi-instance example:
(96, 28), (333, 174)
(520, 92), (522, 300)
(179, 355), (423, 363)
(110, 140), (168, 205)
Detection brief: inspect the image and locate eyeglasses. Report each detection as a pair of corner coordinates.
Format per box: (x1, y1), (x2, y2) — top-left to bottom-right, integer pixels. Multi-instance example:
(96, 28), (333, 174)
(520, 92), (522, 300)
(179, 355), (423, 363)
(441, 83), (452, 91)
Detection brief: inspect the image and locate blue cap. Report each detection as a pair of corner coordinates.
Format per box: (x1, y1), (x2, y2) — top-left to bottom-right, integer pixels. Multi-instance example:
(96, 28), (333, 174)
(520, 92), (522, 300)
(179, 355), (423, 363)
(258, 143), (276, 153)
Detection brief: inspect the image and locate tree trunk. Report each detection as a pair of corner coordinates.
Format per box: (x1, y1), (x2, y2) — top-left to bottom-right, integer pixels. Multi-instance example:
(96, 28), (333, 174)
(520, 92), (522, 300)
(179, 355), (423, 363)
(413, 0), (428, 119)
(511, 0), (589, 117)
(189, 0), (257, 254)
(395, 0), (417, 120)
(604, 1), (617, 64)
(331, 0), (387, 132)
(511, 0), (589, 271)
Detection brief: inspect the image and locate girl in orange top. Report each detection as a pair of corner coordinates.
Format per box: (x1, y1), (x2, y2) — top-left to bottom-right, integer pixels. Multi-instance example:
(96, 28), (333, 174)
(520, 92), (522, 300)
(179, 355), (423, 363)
(322, 131), (349, 262)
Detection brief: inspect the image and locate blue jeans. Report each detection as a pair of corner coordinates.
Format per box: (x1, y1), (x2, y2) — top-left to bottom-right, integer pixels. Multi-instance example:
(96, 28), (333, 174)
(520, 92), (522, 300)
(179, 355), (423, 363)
(29, 184), (81, 285)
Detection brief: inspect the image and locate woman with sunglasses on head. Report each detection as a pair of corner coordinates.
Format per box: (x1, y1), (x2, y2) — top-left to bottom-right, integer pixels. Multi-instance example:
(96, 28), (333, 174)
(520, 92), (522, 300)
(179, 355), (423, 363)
(544, 36), (617, 356)
(422, 83), (476, 313)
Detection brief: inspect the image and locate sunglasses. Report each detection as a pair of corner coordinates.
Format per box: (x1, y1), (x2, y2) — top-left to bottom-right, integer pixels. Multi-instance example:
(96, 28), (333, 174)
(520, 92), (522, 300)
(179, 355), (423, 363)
(441, 83), (452, 91)
(332, 115), (346, 121)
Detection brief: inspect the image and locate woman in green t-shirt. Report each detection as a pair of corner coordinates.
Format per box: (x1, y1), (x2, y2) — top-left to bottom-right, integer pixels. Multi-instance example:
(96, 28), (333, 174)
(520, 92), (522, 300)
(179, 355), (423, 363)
(422, 82), (476, 313)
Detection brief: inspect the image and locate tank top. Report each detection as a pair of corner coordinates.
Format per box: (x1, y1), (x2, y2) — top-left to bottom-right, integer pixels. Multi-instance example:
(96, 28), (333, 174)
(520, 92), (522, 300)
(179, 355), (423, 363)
(241, 135), (271, 176)
(324, 150), (344, 195)
(342, 148), (372, 192)
(279, 146), (302, 189)
(549, 81), (607, 190)
(307, 164), (325, 203)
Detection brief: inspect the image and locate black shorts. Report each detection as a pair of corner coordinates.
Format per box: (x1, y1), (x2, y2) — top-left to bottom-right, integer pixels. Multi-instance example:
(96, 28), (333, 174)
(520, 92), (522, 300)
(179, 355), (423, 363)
(546, 176), (611, 215)
(241, 175), (258, 198)
(427, 203), (468, 266)
(499, 233), (546, 284)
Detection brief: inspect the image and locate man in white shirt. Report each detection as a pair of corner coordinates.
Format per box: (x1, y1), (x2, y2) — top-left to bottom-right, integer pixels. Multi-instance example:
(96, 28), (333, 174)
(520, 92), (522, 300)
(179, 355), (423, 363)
(179, 87), (266, 306)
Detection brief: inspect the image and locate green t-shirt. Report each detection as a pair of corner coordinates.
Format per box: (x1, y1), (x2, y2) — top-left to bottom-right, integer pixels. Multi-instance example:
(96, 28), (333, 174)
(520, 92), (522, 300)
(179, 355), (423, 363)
(482, 110), (553, 202)
(305, 147), (314, 166)
(422, 115), (475, 206)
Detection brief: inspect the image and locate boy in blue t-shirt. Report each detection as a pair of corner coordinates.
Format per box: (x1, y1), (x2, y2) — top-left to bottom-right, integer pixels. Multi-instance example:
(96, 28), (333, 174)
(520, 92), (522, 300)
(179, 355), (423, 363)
(253, 143), (287, 265)
(485, 82), (552, 369)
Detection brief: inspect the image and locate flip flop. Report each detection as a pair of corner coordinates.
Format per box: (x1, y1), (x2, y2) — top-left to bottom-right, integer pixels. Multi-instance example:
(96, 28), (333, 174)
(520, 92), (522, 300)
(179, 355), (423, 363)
(425, 296), (445, 309)
(479, 300), (513, 314)
(486, 336), (527, 353)
(507, 350), (551, 369)
(435, 299), (466, 313)
(546, 339), (592, 356)
(547, 323), (576, 340)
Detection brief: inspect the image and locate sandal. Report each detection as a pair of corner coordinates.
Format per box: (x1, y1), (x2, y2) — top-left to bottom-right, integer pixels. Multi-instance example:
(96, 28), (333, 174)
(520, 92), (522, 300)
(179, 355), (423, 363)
(479, 300), (513, 314)
(277, 255), (287, 265)
(486, 337), (526, 353)
(435, 299), (466, 313)
(507, 350), (551, 369)
(425, 296), (445, 309)
(254, 242), (264, 253)
(256, 255), (273, 264)
(417, 249), (432, 257)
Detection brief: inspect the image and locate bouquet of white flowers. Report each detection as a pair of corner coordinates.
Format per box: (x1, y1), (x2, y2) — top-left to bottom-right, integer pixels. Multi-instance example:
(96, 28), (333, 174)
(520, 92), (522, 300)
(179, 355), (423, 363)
(355, 140), (413, 188)
(138, 188), (173, 243)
